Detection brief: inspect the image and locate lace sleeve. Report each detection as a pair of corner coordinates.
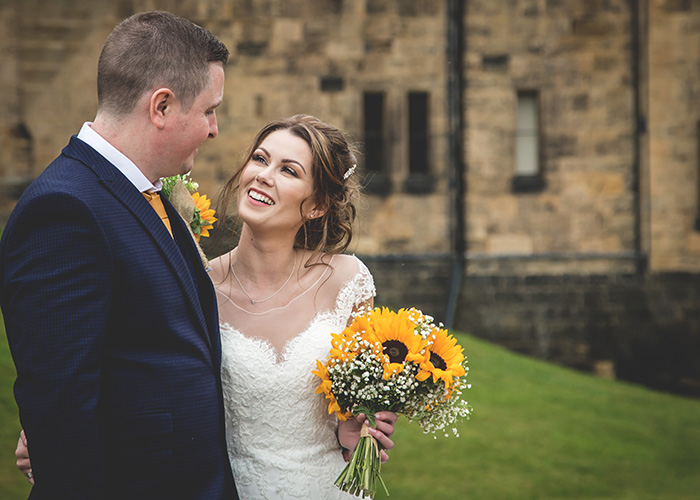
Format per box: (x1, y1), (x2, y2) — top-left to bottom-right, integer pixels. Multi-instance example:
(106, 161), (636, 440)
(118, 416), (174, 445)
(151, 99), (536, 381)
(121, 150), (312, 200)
(333, 256), (376, 325)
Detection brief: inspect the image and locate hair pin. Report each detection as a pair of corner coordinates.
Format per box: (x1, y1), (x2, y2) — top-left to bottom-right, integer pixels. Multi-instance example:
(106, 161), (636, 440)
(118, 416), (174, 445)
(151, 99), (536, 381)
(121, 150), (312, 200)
(343, 163), (356, 180)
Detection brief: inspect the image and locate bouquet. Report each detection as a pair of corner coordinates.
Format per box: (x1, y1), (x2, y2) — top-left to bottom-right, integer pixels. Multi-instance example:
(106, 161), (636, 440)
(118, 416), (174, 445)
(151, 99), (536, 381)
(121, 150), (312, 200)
(161, 174), (217, 270)
(313, 307), (472, 498)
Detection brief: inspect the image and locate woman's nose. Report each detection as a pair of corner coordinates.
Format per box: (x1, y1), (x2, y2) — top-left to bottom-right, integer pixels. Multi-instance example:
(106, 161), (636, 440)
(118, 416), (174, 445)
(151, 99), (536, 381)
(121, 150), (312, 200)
(255, 165), (274, 185)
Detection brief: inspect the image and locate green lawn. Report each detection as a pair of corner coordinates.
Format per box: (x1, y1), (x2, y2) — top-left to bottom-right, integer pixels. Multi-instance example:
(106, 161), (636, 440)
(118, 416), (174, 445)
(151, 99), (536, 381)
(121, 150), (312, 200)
(378, 333), (700, 500)
(0, 319), (29, 498)
(1, 327), (698, 499)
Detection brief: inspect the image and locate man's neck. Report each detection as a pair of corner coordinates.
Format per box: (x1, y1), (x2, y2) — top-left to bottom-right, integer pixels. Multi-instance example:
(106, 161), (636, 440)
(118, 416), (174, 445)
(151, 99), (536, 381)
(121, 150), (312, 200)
(92, 113), (159, 184)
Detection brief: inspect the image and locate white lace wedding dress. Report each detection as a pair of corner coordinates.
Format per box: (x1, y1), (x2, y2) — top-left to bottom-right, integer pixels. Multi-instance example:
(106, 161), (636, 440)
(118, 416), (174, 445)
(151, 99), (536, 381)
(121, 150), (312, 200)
(218, 255), (375, 499)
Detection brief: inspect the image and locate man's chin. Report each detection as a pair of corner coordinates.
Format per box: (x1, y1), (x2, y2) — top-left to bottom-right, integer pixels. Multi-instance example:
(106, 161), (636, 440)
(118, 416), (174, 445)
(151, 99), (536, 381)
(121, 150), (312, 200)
(180, 162), (194, 176)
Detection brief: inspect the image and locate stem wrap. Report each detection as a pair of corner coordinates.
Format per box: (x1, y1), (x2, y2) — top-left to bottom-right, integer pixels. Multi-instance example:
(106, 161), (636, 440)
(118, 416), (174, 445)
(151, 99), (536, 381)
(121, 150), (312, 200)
(334, 429), (388, 498)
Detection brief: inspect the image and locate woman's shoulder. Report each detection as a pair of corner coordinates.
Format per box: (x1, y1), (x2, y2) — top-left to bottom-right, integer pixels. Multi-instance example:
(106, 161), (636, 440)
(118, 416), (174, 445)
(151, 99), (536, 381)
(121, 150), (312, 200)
(327, 253), (370, 279)
(319, 253), (374, 295)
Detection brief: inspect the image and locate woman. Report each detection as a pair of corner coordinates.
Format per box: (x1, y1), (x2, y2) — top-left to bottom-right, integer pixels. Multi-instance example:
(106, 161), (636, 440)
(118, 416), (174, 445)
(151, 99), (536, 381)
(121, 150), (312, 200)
(17, 115), (396, 499)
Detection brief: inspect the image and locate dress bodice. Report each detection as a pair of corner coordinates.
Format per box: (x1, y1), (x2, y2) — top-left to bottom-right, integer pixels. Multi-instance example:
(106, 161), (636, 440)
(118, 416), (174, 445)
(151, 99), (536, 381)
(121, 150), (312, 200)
(219, 256), (375, 499)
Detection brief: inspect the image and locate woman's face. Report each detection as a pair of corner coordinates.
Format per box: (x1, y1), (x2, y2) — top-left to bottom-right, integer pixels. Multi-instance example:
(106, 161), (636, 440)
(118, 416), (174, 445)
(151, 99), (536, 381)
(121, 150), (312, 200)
(238, 129), (317, 235)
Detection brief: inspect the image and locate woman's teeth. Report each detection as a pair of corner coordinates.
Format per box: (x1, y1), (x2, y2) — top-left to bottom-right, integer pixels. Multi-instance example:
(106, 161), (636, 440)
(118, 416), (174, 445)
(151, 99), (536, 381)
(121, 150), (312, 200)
(249, 190), (274, 205)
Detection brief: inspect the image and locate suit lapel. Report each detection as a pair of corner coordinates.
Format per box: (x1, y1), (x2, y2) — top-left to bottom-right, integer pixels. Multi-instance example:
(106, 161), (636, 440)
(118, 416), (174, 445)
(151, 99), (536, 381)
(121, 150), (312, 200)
(62, 137), (214, 353)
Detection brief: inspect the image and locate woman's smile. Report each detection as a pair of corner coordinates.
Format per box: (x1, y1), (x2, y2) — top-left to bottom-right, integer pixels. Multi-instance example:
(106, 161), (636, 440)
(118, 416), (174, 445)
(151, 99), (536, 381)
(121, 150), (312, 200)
(248, 188), (275, 206)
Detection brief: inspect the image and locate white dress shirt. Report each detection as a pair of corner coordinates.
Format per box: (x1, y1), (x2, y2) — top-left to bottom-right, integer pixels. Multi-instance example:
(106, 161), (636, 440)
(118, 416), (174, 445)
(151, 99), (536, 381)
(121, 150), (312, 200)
(77, 122), (162, 193)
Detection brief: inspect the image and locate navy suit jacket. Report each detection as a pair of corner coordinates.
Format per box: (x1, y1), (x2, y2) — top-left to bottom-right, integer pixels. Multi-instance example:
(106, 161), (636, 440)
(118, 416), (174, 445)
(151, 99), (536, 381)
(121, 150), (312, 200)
(0, 136), (238, 499)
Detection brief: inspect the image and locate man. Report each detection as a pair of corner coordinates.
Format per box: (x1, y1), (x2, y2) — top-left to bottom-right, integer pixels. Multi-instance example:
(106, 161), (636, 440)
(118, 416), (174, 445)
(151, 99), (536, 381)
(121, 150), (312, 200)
(0, 11), (237, 499)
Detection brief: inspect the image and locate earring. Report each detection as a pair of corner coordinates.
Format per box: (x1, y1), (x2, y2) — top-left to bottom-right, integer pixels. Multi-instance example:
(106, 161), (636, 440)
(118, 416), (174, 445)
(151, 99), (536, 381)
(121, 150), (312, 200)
(309, 212), (315, 218)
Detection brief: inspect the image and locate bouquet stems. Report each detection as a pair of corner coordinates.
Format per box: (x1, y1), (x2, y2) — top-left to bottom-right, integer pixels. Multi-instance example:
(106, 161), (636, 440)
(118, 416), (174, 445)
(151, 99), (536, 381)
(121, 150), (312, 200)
(335, 425), (389, 498)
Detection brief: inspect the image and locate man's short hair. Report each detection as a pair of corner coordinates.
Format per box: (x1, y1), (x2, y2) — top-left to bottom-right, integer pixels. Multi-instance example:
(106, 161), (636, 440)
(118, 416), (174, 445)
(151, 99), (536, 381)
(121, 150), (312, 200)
(97, 11), (229, 116)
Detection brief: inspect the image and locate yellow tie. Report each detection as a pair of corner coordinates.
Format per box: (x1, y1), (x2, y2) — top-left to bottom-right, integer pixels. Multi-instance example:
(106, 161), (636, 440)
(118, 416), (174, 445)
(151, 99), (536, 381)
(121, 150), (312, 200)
(142, 191), (173, 238)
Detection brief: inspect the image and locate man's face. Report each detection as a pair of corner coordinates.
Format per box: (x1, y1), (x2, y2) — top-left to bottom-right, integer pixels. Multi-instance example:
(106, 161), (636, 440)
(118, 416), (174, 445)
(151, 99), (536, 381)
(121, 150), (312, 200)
(164, 62), (225, 176)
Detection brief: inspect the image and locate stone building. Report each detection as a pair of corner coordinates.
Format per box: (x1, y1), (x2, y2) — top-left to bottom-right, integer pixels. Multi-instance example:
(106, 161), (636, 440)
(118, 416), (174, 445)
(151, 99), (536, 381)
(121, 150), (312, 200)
(1, 0), (698, 395)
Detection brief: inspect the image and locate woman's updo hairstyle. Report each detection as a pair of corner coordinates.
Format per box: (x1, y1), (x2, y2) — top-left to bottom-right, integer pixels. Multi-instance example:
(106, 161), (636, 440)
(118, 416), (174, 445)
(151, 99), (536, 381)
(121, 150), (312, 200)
(216, 114), (360, 255)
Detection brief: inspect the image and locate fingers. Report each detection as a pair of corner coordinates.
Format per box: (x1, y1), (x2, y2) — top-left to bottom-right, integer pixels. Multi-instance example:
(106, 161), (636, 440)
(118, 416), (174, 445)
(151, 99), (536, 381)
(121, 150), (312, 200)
(15, 437), (29, 461)
(16, 432), (34, 484)
(374, 411), (398, 425)
(366, 426), (394, 452)
(373, 419), (395, 439)
(371, 411), (397, 439)
(351, 411), (398, 463)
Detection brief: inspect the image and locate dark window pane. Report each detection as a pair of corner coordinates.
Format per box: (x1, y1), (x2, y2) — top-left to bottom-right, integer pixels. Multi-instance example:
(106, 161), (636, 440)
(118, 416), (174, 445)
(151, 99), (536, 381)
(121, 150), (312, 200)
(364, 92), (385, 173)
(409, 92), (429, 175)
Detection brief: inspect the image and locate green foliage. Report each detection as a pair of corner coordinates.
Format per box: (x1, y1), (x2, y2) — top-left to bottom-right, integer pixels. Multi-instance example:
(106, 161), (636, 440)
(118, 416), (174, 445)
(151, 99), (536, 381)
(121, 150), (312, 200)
(160, 174), (198, 199)
(0, 327), (698, 499)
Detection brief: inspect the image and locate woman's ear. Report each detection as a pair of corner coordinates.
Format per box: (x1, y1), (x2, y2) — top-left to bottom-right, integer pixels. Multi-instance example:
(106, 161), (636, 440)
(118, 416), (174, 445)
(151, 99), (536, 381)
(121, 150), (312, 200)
(150, 88), (173, 129)
(308, 206), (326, 219)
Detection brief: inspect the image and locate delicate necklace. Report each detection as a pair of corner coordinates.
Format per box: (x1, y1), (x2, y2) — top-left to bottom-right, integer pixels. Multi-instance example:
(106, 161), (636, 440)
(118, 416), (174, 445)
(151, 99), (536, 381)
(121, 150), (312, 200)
(230, 251), (297, 304)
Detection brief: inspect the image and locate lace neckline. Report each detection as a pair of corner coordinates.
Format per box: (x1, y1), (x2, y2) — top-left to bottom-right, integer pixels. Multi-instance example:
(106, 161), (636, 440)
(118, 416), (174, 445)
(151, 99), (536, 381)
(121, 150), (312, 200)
(216, 254), (334, 316)
(218, 258), (373, 364)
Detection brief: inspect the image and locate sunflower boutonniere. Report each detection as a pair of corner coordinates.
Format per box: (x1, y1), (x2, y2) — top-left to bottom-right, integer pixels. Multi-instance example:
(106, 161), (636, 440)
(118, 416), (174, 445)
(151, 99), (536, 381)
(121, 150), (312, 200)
(313, 307), (472, 499)
(161, 174), (217, 270)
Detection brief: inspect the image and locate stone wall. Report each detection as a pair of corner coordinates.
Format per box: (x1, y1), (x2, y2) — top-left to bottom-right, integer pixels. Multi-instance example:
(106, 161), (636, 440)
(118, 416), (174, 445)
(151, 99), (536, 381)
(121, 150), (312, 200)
(455, 270), (700, 397)
(211, 0), (452, 255)
(0, 0), (30, 211)
(647, 0), (700, 270)
(361, 254), (454, 322)
(464, 0), (638, 271)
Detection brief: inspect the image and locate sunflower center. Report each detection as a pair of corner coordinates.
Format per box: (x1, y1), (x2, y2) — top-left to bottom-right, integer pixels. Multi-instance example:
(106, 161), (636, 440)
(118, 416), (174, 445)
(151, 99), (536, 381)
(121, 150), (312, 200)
(430, 351), (447, 370)
(383, 340), (408, 364)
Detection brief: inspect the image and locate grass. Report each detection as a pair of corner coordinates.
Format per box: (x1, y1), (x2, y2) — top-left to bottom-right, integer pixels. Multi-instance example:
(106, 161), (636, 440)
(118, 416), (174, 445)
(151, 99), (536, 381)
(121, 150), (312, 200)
(0, 327), (698, 499)
(378, 333), (700, 500)
(0, 320), (30, 499)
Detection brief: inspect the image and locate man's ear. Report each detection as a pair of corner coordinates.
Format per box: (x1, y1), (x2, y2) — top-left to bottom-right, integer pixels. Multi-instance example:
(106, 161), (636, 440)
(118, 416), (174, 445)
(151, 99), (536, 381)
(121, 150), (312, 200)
(150, 88), (173, 129)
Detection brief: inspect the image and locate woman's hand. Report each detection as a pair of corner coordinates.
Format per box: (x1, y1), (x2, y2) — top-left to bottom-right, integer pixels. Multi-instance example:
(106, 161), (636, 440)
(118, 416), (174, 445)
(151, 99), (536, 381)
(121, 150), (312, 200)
(337, 411), (398, 463)
(16, 429), (34, 484)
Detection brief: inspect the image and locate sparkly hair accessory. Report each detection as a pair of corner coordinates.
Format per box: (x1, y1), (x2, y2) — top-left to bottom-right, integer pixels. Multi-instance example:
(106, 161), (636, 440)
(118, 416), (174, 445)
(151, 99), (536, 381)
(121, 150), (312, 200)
(343, 162), (356, 180)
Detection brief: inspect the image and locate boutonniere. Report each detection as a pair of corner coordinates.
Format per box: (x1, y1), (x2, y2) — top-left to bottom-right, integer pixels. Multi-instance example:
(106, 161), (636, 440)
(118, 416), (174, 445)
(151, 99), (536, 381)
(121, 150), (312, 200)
(161, 174), (217, 271)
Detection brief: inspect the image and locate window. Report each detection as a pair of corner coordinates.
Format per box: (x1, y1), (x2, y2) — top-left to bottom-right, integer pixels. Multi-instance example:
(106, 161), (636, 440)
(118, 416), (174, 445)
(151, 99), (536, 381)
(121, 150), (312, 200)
(363, 92), (391, 194)
(512, 90), (546, 192)
(405, 91), (434, 194)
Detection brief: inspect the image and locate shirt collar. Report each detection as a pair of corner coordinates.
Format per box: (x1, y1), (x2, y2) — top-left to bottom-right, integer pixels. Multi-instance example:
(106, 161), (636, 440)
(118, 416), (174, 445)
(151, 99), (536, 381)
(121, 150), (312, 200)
(77, 122), (162, 192)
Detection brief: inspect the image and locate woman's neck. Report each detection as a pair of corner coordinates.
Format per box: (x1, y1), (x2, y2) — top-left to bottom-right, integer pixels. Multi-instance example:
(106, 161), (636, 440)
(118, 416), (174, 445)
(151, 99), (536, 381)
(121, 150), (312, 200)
(233, 225), (298, 287)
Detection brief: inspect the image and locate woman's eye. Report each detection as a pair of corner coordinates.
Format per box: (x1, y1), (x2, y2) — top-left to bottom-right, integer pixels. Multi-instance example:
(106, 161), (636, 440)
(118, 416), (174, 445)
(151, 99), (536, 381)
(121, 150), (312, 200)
(282, 165), (298, 176)
(253, 154), (267, 165)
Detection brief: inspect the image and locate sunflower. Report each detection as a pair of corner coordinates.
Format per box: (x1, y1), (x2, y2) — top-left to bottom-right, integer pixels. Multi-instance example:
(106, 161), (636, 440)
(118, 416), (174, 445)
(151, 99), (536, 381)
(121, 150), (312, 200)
(190, 192), (217, 241)
(313, 360), (352, 420)
(329, 312), (378, 362)
(363, 308), (427, 379)
(416, 327), (466, 393)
